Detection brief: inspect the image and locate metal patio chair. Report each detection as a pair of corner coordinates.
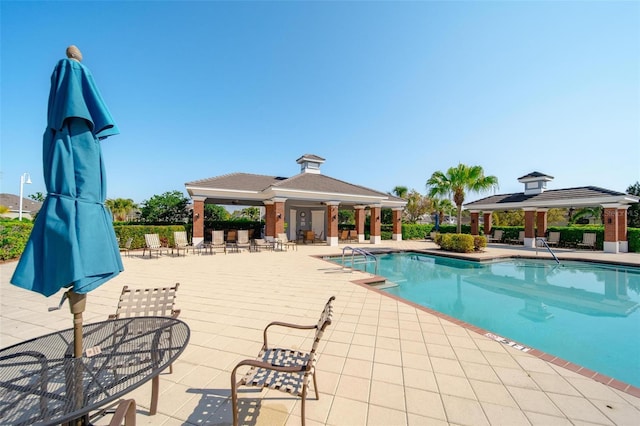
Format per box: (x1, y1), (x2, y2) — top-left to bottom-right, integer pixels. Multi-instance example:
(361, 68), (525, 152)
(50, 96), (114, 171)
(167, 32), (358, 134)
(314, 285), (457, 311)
(231, 296), (335, 426)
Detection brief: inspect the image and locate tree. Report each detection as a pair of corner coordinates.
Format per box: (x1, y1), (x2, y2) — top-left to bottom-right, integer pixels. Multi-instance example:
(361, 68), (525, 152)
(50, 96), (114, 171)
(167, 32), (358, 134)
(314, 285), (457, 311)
(105, 198), (138, 221)
(140, 191), (190, 223)
(569, 207), (602, 225)
(391, 186), (408, 199)
(238, 207), (261, 221)
(404, 190), (431, 223)
(426, 164), (499, 233)
(205, 204), (229, 221)
(338, 209), (355, 224)
(28, 192), (46, 202)
(430, 198), (455, 225)
(627, 182), (640, 228)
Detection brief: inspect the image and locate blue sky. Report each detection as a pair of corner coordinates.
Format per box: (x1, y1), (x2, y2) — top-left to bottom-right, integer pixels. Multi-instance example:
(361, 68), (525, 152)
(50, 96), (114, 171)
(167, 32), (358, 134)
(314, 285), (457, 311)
(2, 0), (638, 206)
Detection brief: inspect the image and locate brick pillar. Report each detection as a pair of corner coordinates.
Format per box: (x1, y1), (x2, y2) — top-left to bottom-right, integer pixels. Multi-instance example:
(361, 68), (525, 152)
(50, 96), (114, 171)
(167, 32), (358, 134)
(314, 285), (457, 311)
(483, 212), (492, 236)
(618, 208), (628, 243)
(392, 209), (402, 241)
(369, 205), (381, 244)
(355, 206), (366, 243)
(603, 206), (618, 253)
(470, 211), (479, 235)
(523, 209), (536, 248)
(264, 202), (275, 239)
(536, 209), (548, 238)
(326, 202), (339, 246)
(274, 201), (285, 237)
(192, 198), (205, 246)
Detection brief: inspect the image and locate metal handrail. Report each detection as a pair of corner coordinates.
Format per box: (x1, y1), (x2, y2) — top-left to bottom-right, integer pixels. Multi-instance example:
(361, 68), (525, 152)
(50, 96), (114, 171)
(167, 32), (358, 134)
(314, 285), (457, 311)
(342, 246), (378, 275)
(536, 237), (560, 264)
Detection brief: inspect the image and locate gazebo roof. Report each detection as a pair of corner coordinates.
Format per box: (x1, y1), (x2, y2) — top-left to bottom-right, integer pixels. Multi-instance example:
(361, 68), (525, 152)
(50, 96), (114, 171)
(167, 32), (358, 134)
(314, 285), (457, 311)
(465, 186), (638, 211)
(185, 171), (406, 208)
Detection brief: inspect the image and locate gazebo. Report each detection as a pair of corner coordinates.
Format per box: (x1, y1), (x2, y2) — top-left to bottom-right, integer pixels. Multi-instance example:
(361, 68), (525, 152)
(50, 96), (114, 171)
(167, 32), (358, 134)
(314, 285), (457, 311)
(464, 172), (639, 253)
(185, 154), (406, 247)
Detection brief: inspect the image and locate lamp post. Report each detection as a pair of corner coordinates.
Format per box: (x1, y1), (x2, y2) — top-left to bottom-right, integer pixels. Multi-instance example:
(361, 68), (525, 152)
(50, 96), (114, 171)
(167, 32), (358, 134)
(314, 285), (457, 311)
(19, 172), (32, 221)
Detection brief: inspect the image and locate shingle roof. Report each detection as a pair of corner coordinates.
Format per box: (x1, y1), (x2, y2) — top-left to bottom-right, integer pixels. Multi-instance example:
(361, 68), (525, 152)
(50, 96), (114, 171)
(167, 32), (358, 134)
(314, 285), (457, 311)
(465, 186), (636, 208)
(0, 193), (43, 213)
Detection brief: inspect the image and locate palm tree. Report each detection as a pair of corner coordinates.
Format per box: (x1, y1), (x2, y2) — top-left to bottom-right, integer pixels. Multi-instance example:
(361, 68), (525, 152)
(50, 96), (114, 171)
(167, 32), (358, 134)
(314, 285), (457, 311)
(391, 186), (408, 199)
(105, 198), (138, 221)
(430, 197), (455, 226)
(426, 164), (498, 233)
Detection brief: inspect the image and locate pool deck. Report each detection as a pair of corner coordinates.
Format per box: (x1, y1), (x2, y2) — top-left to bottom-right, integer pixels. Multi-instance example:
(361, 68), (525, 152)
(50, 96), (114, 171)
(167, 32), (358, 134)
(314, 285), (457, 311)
(1, 241), (639, 425)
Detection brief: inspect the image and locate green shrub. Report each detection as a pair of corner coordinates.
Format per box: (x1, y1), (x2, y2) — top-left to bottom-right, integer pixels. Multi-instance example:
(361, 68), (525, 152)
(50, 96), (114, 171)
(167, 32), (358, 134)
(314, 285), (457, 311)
(113, 225), (186, 249)
(401, 223), (433, 240)
(473, 235), (487, 251)
(628, 228), (640, 252)
(0, 219), (33, 261)
(435, 233), (475, 253)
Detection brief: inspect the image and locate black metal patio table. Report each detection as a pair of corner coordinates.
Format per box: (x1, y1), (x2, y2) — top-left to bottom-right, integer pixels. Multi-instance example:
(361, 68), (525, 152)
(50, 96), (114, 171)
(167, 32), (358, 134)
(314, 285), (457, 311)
(0, 317), (190, 425)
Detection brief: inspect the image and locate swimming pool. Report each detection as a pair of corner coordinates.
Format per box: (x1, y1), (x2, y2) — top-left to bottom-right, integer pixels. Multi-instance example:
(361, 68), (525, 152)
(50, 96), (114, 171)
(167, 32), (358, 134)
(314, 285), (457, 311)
(332, 252), (640, 388)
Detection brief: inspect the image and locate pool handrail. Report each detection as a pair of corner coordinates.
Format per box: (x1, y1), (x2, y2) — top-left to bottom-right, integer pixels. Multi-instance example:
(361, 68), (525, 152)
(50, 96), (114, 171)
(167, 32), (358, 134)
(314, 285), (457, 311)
(342, 246), (378, 275)
(536, 237), (560, 264)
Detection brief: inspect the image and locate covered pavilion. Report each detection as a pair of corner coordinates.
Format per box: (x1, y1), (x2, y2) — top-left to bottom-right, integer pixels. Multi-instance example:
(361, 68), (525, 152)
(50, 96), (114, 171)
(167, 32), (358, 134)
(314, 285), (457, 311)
(464, 172), (639, 253)
(185, 154), (406, 247)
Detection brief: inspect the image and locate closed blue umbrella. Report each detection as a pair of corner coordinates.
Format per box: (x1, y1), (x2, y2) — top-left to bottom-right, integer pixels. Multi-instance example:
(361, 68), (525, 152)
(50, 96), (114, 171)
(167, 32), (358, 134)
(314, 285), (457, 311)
(11, 46), (123, 357)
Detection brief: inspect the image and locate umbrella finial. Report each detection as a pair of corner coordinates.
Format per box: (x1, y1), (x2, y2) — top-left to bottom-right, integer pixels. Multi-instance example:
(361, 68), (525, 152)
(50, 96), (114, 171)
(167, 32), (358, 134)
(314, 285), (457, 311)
(66, 45), (83, 62)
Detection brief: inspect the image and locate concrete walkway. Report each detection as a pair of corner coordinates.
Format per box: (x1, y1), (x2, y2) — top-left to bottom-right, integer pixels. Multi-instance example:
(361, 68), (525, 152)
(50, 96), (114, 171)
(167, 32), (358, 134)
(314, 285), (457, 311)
(1, 241), (639, 425)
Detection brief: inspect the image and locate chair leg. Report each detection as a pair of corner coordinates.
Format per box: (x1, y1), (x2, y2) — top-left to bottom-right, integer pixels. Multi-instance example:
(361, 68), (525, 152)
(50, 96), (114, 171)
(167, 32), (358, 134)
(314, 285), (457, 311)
(230, 375), (239, 426)
(149, 375), (159, 415)
(301, 385), (307, 426)
(312, 371), (319, 399)
(109, 399), (137, 426)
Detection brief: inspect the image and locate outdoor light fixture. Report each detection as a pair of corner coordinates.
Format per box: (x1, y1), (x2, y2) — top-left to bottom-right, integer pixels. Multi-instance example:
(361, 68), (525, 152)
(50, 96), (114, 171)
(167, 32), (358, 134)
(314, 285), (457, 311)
(277, 213), (282, 220)
(19, 172), (32, 221)
(332, 214), (337, 221)
(194, 212), (200, 219)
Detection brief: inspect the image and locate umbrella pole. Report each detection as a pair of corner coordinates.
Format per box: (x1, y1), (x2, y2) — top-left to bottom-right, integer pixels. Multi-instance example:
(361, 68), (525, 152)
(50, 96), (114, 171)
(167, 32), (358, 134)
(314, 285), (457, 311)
(67, 290), (86, 358)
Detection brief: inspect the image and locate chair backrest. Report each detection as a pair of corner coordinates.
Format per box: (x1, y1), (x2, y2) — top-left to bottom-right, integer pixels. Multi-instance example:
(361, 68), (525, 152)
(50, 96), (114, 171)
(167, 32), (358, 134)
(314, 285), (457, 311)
(494, 230), (503, 239)
(340, 230), (348, 239)
(174, 231), (189, 248)
(306, 296), (335, 371)
(212, 230), (224, 245)
(144, 233), (161, 249)
(121, 237), (133, 249)
(583, 233), (596, 245)
(237, 229), (249, 244)
(348, 230), (357, 239)
(548, 231), (560, 243)
(112, 283), (180, 319)
(227, 230), (237, 242)
(277, 233), (289, 243)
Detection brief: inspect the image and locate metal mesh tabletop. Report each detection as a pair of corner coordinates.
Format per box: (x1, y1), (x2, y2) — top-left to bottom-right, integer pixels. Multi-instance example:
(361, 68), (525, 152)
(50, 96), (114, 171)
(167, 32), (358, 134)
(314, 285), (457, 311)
(0, 317), (190, 425)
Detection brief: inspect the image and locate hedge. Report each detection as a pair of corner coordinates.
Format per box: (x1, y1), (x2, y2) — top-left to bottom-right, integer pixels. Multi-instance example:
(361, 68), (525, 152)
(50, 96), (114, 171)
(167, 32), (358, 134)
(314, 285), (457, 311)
(113, 225), (187, 250)
(0, 219), (34, 261)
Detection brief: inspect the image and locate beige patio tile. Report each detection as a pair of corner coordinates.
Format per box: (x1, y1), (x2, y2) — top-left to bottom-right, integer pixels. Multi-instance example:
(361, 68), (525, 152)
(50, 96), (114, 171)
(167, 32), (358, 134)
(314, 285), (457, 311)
(564, 376), (629, 402)
(351, 332), (377, 347)
(481, 402), (532, 426)
(493, 366), (540, 389)
(430, 356), (466, 377)
(372, 362), (404, 385)
(375, 335), (400, 350)
(441, 394), (490, 426)
(528, 371), (582, 397)
(483, 350), (521, 369)
(321, 340), (350, 357)
(316, 353), (346, 374)
(460, 360), (501, 383)
(373, 347), (403, 366)
(403, 366), (438, 392)
(407, 413), (449, 426)
(327, 329), (353, 344)
(470, 379), (518, 407)
(367, 405), (407, 426)
(454, 346), (488, 364)
(507, 387), (564, 417)
(435, 373), (476, 399)
(348, 343), (375, 362)
(335, 374), (371, 402)
(447, 334), (478, 350)
(325, 395), (368, 425)
(369, 380), (406, 411)
(377, 325), (400, 339)
(400, 339), (427, 354)
(546, 392), (615, 425)
(524, 411), (574, 426)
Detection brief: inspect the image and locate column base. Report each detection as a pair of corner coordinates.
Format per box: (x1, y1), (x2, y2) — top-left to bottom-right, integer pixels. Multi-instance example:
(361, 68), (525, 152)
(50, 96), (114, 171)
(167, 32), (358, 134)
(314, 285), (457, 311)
(604, 241), (619, 253)
(392, 234), (402, 241)
(327, 236), (339, 247)
(370, 235), (381, 244)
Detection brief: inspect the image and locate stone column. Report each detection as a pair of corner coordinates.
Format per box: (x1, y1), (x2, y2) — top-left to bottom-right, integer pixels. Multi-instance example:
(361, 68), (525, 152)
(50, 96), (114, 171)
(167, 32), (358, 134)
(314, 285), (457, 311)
(326, 202), (340, 247)
(354, 206), (366, 243)
(192, 197), (205, 247)
(263, 201), (275, 240)
(392, 208), (403, 241)
(617, 206), (629, 252)
(369, 205), (381, 244)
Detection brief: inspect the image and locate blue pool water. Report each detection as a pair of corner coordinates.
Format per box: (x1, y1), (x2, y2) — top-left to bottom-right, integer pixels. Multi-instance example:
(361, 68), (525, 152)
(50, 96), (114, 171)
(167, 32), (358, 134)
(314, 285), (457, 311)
(333, 252), (640, 387)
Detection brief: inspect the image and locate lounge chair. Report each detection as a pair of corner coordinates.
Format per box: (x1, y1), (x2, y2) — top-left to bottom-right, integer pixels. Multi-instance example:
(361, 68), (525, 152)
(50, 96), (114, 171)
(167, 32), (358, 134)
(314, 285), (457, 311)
(486, 229), (503, 243)
(338, 229), (348, 242)
(508, 231), (525, 245)
(227, 230), (237, 244)
(577, 232), (597, 250)
(235, 229), (251, 252)
(173, 231), (191, 256)
(348, 229), (358, 242)
(209, 230), (226, 254)
(119, 236), (133, 257)
(143, 233), (169, 258)
(231, 296), (335, 426)
(276, 233), (297, 251)
(108, 283), (180, 415)
(546, 231), (561, 247)
(251, 238), (274, 252)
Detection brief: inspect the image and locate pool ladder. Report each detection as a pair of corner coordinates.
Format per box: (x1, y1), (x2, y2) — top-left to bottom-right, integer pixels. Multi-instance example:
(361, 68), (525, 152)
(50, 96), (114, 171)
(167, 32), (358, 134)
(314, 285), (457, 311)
(536, 237), (560, 264)
(342, 246), (378, 275)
